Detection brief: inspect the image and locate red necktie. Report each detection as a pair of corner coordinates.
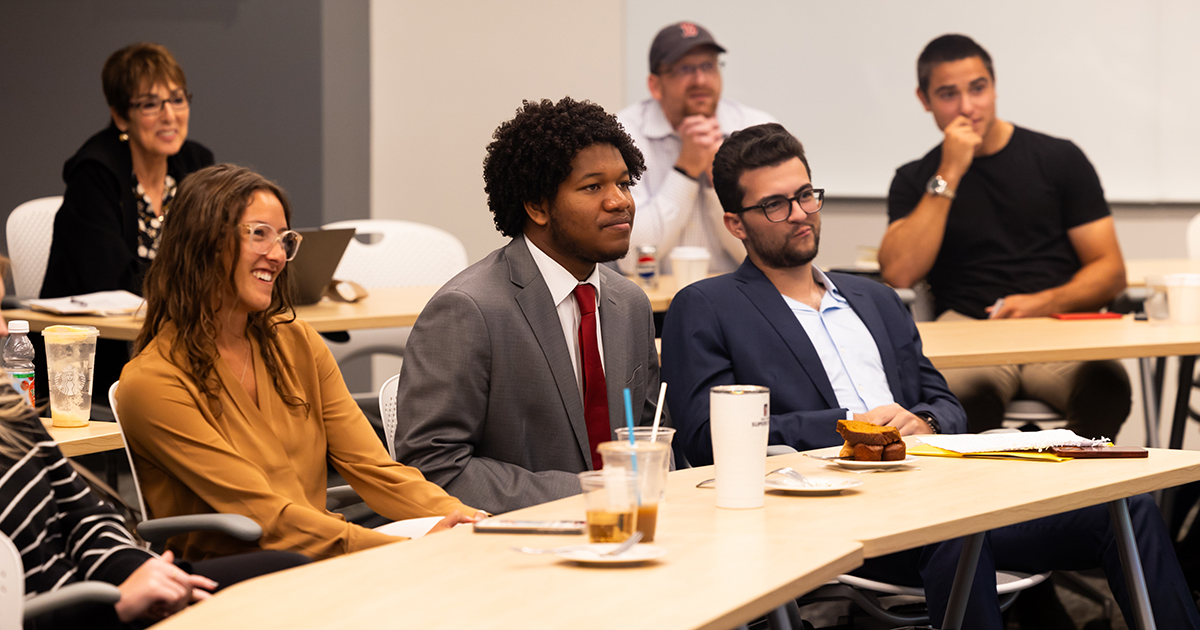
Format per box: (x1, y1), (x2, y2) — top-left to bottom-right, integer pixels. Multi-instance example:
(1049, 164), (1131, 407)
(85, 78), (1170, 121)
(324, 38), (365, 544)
(573, 283), (610, 469)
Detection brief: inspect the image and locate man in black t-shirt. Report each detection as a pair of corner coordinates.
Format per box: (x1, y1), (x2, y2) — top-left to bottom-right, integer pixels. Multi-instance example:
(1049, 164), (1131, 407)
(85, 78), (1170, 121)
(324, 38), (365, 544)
(878, 34), (1131, 439)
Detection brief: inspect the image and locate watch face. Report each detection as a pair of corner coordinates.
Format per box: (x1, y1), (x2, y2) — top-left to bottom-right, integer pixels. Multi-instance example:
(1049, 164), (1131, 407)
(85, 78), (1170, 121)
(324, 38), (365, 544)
(927, 176), (945, 194)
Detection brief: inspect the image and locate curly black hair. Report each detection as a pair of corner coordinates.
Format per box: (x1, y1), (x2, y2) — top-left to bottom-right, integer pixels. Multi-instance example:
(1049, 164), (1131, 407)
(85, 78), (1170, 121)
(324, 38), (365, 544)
(483, 97), (646, 238)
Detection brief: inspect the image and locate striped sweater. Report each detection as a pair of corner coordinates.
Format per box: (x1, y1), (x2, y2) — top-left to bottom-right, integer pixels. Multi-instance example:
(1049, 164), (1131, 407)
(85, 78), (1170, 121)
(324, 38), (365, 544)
(0, 414), (151, 598)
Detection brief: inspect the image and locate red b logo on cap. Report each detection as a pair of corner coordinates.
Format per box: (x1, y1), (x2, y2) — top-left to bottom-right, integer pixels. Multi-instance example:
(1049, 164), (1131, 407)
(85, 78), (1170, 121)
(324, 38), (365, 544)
(679, 22), (699, 38)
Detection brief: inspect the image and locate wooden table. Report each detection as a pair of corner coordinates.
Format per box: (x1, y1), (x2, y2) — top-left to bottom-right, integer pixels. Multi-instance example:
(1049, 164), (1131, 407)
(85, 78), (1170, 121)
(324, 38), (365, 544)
(641, 274), (684, 312)
(916, 316), (1200, 370)
(154, 505), (862, 630)
(154, 444), (1200, 630)
(43, 418), (123, 457)
(1126, 259), (1200, 287)
(917, 316), (1200, 452)
(2, 286), (442, 342)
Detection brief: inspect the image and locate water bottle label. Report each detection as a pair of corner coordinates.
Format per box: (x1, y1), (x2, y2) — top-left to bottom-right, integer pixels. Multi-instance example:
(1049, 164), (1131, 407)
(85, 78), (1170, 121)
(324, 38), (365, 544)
(8, 371), (35, 407)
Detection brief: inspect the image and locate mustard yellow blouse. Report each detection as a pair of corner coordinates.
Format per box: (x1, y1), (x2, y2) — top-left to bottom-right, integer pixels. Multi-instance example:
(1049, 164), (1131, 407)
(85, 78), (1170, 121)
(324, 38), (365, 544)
(117, 318), (475, 560)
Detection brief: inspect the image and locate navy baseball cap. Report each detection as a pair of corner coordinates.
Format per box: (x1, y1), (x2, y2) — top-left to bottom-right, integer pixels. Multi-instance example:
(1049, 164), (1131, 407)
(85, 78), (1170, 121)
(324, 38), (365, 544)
(649, 21), (726, 73)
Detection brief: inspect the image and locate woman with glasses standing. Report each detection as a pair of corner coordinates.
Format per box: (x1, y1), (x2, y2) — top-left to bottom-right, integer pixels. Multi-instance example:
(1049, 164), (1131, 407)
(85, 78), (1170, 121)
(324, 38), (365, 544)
(116, 165), (481, 562)
(41, 42), (213, 402)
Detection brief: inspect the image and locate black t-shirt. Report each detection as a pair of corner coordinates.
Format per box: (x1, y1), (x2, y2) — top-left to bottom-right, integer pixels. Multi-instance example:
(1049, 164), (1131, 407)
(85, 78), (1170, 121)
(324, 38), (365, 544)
(887, 126), (1110, 319)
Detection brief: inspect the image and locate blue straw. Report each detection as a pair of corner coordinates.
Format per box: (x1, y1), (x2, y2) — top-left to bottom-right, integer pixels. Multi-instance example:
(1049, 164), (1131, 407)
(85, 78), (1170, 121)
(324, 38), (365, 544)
(623, 388), (641, 505)
(623, 388), (636, 446)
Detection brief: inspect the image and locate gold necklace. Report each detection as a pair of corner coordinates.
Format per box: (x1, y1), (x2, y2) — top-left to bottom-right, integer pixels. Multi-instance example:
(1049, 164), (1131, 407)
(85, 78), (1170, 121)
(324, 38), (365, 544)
(238, 338), (252, 385)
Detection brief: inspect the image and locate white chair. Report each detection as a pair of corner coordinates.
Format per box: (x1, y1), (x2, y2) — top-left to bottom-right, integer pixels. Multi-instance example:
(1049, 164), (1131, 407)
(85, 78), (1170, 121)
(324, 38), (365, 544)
(324, 219), (467, 290)
(1, 531), (122, 628)
(320, 219), (468, 367)
(379, 373), (400, 460)
(807, 570), (1049, 627)
(6, 196), (62, 298)
(1186, 212), (1200, 258)
(319, 220), (468, 430)
(1003, 399), (1068, 431)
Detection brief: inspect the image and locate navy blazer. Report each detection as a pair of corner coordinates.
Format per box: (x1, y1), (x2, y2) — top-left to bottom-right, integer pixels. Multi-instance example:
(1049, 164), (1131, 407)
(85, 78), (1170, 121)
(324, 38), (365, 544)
(661, 260), (965, 466)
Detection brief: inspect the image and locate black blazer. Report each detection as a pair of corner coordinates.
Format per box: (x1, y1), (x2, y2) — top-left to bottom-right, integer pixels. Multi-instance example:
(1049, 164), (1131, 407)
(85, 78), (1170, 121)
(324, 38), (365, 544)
(41, 124), (213, 298)
(661, 259), (965, 466)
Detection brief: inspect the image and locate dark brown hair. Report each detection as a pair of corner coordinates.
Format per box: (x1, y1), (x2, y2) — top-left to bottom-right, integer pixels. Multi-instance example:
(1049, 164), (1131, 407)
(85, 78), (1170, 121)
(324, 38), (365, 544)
(712, 123), (810, 215)
(136, 164), (302, 416)
(102, 42), (187, 121)
(917, 34), (994, 98)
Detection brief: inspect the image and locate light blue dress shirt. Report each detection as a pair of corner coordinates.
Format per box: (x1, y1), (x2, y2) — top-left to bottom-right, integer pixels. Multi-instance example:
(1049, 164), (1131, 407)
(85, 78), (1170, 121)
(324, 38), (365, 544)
(782, 268), (895, 414)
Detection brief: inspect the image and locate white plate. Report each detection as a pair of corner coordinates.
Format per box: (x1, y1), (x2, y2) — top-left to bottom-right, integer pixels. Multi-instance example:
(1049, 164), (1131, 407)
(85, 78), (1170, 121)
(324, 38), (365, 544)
(765, 476), (863, 495)
(555, 544), (667, 566)
(828, 455), (919, 470)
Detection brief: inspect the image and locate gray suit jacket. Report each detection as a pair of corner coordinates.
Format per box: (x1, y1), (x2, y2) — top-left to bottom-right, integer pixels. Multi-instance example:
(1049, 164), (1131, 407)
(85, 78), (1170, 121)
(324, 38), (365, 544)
(394, 236), (663, 514)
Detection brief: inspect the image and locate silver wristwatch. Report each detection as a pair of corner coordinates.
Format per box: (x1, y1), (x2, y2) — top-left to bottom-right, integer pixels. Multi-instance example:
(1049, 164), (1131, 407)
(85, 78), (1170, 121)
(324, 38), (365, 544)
(926, 175), (956, 200)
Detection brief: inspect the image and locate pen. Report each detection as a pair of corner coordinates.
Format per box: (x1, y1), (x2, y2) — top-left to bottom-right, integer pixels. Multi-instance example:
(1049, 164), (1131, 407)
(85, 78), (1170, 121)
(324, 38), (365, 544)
(988, 298), (1005, 319)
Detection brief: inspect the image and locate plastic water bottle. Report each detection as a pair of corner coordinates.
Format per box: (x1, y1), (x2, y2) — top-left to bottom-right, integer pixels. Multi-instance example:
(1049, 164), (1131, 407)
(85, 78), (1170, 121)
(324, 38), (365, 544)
(3, 321), (36, 407)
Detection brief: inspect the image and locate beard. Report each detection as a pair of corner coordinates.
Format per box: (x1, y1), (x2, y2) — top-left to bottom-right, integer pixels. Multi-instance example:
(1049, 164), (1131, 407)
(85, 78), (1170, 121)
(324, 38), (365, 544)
(744, 222), (820, 269)
(547, 213), (631, 265)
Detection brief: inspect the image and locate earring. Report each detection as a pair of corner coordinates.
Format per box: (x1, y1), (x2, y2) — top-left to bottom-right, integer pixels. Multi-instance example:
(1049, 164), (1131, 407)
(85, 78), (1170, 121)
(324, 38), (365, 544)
(118, 132), (129, 142)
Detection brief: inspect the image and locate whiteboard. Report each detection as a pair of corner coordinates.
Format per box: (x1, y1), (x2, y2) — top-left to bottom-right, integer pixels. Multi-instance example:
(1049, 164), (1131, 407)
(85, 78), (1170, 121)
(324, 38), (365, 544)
(624, 0), (1200, 202)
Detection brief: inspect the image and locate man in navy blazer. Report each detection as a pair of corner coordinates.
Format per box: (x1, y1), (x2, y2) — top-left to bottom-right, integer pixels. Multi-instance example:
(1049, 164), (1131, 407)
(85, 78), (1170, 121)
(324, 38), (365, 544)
(661, 123), (1199, 630)
(663, 255), (962, 465)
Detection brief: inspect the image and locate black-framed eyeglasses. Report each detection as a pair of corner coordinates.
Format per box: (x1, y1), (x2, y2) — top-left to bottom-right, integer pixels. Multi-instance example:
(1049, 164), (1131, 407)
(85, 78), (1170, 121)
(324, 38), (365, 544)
(737, 188), (824, 222)
(129, 91), (192, 118)
(659, 60), (724, 79)
(239, 223), (303, 261)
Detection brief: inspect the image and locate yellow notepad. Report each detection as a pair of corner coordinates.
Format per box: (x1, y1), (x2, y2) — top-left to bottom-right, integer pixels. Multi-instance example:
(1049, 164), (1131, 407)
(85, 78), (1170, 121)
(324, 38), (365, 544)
(908, 443), (1072, 462)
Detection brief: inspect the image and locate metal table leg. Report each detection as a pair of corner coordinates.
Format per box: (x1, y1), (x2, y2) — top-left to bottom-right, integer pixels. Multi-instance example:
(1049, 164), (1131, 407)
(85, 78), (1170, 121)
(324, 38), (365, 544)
(1139, 357), (1160, 449)
(1110, 498), (1156, 630)
(1168, 355), (1196, 450)
(941, 531), (986, 630)
(1162, 356), (1197, 525)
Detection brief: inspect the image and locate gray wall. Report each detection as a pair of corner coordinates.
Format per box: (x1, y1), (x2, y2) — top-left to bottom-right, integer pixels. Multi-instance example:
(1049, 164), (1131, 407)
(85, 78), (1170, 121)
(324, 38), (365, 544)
(0, 0), (371, 272)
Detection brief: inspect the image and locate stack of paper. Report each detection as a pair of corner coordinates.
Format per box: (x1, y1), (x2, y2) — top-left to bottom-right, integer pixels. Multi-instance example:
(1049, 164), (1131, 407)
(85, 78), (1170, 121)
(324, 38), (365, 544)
(27, 290), (145, 316)
(920, 430), (1107, 454)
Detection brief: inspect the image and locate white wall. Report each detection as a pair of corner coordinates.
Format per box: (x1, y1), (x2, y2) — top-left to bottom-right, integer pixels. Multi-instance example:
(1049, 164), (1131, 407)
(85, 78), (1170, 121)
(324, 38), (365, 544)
(625, 0), (1200, 203)
(370, 0), (626, 263)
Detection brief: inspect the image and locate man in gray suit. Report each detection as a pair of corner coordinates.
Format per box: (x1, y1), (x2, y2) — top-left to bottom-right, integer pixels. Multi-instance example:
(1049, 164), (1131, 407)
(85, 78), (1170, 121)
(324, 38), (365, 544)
(394, 97), (663, 515)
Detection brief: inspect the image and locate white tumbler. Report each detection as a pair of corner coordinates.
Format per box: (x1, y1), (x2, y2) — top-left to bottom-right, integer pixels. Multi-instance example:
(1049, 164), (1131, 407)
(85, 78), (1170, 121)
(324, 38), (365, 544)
(710, 385), (770, 509)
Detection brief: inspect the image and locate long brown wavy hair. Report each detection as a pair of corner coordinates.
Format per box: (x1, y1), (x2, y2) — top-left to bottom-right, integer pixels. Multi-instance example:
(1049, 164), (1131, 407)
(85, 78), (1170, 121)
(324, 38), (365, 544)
(135, 164), (303, 416)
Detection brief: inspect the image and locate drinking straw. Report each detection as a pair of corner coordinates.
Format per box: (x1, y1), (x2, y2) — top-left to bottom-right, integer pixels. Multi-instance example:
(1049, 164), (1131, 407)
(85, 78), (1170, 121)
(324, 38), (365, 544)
(623, 388), (637, 448)
(650, 382), (667, 441)
(623, 388), (641, 503)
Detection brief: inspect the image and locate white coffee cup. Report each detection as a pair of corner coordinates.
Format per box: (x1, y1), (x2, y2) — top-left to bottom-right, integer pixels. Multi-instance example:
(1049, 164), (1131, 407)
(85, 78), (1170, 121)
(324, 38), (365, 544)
(710, 385), (770, 509)
(1166, 273), (1200, 325)
(669, 246), (711, 288)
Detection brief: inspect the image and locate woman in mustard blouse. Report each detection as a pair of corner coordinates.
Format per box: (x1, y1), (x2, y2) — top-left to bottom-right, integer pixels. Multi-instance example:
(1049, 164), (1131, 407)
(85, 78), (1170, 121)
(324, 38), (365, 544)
(116, 164), (481, 561)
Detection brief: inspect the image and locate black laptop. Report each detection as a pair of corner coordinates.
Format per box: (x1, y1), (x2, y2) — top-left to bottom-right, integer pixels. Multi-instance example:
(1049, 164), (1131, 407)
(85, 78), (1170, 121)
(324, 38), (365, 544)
(287, 227), (356, 305)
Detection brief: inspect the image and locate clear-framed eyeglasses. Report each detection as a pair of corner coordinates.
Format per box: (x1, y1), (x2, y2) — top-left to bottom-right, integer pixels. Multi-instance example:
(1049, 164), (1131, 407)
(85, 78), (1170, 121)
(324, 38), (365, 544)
(130, 91), (192, 118)
(738, 188), (825, 223)
(239, 223), (303, 261)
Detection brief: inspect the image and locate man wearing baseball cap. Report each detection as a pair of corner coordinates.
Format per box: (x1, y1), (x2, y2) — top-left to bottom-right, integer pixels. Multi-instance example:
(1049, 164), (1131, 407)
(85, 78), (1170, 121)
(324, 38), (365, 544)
(616, 21), (776, 277)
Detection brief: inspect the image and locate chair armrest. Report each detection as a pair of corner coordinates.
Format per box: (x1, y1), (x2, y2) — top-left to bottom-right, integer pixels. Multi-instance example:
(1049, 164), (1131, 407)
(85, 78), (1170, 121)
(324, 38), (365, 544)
(23, 582), (122, 621)
(326, 484), (363, 511)
(137, 514), (262, 545)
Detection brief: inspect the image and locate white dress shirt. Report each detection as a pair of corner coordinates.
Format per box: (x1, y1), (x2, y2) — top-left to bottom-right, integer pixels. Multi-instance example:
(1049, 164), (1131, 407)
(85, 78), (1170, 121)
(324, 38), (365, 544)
(615, 97), (776, 276)
(782, 267), (895, 414)
(525, 237), (604, 399)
